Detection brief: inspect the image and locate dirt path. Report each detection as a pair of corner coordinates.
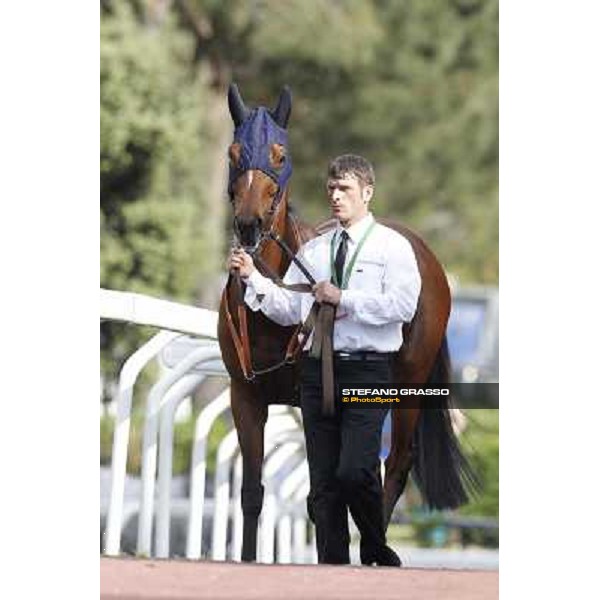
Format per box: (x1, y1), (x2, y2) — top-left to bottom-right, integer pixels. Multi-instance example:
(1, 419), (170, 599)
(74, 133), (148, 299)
(101, 557), (498, 600)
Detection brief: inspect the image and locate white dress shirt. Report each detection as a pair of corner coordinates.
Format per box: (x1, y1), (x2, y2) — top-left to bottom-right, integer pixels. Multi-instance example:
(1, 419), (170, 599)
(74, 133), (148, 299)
(243, 212), (422, 352)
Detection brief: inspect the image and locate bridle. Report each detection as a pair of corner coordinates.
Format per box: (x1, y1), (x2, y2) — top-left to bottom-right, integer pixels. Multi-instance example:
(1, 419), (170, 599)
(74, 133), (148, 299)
(223, 173), (338, 415)
(225, 185), (315, 370)
(223, 89), (337, 414)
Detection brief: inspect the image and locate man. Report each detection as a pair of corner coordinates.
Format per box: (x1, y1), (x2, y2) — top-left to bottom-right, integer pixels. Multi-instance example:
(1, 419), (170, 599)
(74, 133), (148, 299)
(228, 154), (421, 566)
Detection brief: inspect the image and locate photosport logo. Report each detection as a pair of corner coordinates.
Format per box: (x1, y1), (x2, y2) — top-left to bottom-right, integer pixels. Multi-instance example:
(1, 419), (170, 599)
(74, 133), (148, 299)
(337, 383), (499, 409)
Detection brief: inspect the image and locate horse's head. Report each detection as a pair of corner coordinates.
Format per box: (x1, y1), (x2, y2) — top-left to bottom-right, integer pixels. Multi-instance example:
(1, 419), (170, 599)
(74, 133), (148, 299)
(227, 83), (293, 250)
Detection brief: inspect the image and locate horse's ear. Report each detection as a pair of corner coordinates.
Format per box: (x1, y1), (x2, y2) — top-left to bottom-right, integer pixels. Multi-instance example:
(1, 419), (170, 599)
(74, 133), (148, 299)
(271, 85), (292, 129)
(228, 83), (249, 127)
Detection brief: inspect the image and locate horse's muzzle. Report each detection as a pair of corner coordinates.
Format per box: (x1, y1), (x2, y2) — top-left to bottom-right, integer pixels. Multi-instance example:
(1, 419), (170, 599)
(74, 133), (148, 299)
(234, 216), (263, 250)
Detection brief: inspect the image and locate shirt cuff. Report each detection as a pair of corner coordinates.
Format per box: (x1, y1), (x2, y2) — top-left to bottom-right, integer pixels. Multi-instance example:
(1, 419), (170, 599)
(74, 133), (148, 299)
(244, 269), (269, 310)
(246, 269), (267, 289)
(338, 290), (356, 316)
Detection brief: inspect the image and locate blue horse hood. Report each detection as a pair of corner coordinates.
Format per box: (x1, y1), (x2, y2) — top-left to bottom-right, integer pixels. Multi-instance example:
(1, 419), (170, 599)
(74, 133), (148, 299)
(228, 107), (293, 202)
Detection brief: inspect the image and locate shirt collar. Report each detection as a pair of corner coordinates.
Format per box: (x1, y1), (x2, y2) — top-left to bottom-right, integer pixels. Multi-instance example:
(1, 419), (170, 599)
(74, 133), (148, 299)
(334, 212), (374, 244)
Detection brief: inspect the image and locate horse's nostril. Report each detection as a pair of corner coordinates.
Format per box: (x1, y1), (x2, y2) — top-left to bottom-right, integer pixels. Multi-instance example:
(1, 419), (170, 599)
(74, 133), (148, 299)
(234, 218), (262, 249)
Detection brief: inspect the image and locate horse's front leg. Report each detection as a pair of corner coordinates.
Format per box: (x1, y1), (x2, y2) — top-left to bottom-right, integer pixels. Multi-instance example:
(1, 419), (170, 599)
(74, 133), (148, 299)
(230, 379), (268, 562)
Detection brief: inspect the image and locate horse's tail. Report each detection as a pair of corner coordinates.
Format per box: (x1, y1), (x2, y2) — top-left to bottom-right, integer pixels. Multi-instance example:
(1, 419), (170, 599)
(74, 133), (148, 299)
(411, 335), (480, 509)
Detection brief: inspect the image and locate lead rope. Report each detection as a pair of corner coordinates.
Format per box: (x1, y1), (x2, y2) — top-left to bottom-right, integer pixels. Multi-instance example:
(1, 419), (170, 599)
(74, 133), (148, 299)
(257, 230), (337, 415)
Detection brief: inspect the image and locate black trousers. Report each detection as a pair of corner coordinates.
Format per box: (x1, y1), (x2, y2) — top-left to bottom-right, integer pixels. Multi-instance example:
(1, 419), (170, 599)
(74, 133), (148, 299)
(300, 354), (391, 564)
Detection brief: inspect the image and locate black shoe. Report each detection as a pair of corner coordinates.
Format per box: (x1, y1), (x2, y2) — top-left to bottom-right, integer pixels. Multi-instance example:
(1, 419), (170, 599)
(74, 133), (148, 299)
(361, 545), (402, 567)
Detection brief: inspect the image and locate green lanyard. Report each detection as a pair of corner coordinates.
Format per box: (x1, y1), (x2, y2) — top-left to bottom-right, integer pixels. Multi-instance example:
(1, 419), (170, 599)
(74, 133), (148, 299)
(329, 220), (377, 289)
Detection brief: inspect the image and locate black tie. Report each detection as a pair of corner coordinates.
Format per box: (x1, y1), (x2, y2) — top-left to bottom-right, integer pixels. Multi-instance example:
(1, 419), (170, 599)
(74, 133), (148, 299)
(334, 230), (349, 287)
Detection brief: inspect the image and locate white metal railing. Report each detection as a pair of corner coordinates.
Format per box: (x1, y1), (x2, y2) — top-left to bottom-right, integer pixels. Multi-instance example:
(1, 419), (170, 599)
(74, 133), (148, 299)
(101, 289), (223, 556)
(259, 433), (305, 563)
(210, 410), (305, 561)
(104, 329), (181, 555)
(276, 459), (310, 563)
(100, 288), (218, 338)
(100, 288), (312, 563)
(186, 388), (231, 559)
(137, 346), (223, 556)
(155, 372), (205, 558)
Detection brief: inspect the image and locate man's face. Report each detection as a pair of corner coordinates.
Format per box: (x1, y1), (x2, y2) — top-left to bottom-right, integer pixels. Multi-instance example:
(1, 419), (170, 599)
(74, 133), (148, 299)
(326, 174), (373, 227)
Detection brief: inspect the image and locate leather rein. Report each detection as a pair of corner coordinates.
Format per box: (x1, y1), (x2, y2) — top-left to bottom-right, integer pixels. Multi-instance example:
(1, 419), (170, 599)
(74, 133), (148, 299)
(223, 197), (338, 415)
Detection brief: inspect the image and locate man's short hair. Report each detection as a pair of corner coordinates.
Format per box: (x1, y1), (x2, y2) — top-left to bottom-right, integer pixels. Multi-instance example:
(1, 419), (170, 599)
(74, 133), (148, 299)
(327, 154), (375, 189)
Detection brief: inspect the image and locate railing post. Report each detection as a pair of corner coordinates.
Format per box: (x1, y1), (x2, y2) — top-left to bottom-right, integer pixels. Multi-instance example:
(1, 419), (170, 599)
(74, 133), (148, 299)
(186, 388), (231, 560)
(155, 373), (205, 558)
(103, 330), (180, 556)
(259, 435), (304, 564)
(276, 459), (309, 564)
(137, 345), (222, 556)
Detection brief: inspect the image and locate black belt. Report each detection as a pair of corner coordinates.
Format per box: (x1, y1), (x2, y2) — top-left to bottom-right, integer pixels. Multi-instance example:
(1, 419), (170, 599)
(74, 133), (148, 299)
(303, 351), (393, 362)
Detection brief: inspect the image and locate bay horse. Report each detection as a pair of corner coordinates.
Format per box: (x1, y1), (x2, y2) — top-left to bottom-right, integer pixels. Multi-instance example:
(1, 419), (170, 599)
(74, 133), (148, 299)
(217, 83), (477, 562)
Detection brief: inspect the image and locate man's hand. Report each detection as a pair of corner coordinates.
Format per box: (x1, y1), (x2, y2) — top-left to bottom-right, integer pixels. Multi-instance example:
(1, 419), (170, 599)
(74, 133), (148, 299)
(312, 281), (342, 305)
(228, 247), (256, 278)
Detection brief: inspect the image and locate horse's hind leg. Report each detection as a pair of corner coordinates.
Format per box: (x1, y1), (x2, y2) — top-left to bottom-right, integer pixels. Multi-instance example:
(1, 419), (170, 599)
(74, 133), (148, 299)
(230, 380), (268, 562)
(383, 407), (421, 528)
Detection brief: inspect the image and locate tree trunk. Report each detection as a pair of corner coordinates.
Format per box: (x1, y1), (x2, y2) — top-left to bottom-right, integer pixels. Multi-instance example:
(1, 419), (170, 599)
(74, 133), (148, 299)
(195, 66), (233, 310)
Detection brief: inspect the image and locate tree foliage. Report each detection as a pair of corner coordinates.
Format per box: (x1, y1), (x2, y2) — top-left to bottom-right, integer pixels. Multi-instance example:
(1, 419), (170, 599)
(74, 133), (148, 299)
(100, 2), (216, 390)
(101, 0), (498, 294)
(177, 0), (499, 283)
(101, 2), (213, 299)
